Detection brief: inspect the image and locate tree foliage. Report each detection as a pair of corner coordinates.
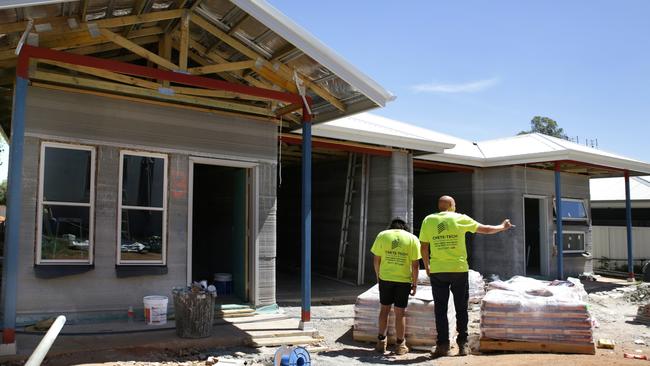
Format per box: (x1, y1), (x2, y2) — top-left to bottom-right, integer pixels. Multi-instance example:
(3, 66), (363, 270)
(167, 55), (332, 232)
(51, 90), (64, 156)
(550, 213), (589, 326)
(518, 116), (568, 139)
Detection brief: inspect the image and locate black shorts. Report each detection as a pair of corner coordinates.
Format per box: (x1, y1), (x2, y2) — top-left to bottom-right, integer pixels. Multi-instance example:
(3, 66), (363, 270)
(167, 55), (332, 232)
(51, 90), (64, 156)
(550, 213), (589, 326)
(378, 279), (411, 308)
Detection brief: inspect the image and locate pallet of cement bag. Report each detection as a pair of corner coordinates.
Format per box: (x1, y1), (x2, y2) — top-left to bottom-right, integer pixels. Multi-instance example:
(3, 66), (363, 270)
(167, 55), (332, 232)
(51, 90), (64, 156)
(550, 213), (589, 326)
(353, 284), (456, 348)
(416, 269), (486, 303)
(479, 276), (594, 354)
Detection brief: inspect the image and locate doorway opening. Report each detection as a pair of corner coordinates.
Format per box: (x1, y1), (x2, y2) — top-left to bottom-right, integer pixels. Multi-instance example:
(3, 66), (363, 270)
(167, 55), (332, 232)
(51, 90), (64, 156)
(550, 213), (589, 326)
(190, 162), (248, 303)
(524, 197), (542, 276)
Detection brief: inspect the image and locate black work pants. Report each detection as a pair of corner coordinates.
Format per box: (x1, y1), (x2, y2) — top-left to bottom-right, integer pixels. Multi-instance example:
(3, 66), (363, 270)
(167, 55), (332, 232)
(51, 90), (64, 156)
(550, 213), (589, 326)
(429, 272), (469, 345)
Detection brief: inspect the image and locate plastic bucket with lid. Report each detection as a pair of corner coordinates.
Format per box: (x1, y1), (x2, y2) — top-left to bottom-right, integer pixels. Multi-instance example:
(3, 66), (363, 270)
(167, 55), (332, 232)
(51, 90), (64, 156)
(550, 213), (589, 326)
(143, 295), (168, 325)
(213, 273), (232, 296)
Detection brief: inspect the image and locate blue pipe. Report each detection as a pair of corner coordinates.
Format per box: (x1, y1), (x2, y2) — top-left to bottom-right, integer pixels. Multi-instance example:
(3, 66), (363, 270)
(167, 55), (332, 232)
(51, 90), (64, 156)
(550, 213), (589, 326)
(2, 76), (28, 344)
(555, 164), (564, 280)
(625, 172), (634, 280)
(301, 120), (311, 323)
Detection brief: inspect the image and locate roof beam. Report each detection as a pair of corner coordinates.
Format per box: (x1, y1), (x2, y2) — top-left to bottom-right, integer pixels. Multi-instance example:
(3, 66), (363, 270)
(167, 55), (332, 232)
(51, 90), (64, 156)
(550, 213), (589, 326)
(37, 59), (160, 89)
(30, 70), (275, 117)
(178, 11), (190, 71)
(188, 60), (256, 75)
(0, 9), (183, 35)
(79, 0), (90, 22)
(100, 28), (178, 70)
(190, 13), (345, 111)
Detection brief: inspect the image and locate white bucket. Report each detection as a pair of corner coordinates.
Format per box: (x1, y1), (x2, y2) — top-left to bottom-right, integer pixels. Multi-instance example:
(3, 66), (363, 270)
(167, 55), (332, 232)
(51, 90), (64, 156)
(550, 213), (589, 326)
(143, 295), (168, 325)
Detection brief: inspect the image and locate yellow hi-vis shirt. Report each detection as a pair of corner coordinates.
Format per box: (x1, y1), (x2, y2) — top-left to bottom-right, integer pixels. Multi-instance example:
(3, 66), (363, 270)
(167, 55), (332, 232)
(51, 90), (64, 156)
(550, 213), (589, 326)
(371, 229), (421, 283)
(419, 211), (479, 273)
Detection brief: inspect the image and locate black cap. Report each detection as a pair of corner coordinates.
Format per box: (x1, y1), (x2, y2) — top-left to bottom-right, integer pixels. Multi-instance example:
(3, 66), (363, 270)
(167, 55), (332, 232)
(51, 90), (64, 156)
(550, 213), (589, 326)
(391, 216), (407, 224)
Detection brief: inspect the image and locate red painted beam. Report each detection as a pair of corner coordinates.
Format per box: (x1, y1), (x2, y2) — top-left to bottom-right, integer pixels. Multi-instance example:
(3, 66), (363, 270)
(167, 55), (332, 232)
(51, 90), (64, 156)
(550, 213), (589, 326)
(282, 134), (392, 157)
(413, 159), (475, 173)
(17, 45), (307, 106)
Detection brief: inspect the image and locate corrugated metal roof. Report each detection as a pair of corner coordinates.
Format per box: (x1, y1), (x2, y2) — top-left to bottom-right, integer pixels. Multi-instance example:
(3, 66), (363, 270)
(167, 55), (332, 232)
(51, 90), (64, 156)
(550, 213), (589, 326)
(590, 176), (650, 202)
(0, 0), (393, 123)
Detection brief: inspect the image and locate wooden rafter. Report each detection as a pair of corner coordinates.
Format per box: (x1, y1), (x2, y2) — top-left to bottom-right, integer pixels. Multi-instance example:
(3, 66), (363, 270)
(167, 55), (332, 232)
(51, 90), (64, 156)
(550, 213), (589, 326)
(274, 103), (302, 117)
(68, 34), (161, 56)
(179, 11), (190, 71)
(79, 0), (90, 22)
(191, 13), (346, 112)
(100, 28), (178, 70)
(123, 0), (150, 37)
(0, 9), (183, 35)
(30, 70), (275, 117)
(188, 60), (256, 75)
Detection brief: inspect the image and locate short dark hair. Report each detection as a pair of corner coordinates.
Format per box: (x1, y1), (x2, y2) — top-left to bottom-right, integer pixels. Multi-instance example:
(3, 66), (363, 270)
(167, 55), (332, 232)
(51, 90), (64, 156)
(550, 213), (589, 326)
(389, 218), (409, 232)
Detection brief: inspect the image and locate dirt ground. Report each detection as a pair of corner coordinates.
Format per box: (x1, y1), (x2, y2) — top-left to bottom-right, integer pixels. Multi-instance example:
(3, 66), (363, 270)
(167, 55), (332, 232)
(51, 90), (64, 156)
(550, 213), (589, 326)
(29, 279), (650, 366)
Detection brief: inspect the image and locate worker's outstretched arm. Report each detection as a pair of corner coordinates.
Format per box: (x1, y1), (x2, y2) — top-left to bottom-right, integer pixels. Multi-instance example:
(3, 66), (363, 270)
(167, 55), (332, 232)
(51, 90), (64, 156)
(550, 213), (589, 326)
(420, 242), (430, 275)
(476, 219), (513, 234)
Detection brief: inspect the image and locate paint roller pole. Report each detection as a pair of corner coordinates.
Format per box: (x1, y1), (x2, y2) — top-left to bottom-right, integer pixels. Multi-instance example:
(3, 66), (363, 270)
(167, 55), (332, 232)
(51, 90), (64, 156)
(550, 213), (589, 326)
(25, 315), (66, 366)
(2, 76), (28, 347)
(555, 162), (564, 280)
(625, 171), (635, 281)
(300, 115), (312, 330)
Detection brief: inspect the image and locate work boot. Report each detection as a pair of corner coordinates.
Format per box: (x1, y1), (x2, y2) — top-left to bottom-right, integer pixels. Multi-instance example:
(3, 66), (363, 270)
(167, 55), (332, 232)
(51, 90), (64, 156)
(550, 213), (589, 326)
(432, 343), (450, 358)
(375, 337), (387, 354)
(395, 339), (409, 355)
(457, 341), (471, 356)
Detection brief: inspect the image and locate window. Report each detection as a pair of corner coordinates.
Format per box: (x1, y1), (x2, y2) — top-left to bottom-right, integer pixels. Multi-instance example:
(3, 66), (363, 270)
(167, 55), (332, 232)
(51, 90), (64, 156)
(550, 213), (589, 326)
(117, 151), (167, 265)
(37, 143), (95, 264)
(554, 231), (586, 253)
(554, 198), (589, 221)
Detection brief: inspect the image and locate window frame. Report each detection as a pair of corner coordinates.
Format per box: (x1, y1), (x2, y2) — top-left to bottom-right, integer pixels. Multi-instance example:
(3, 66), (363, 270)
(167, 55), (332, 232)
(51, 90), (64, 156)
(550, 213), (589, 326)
(36, 141), (96, 265)
(117, 150), (168, 266)
(553, 230), (587, 254)
(553, 197), (589, 222)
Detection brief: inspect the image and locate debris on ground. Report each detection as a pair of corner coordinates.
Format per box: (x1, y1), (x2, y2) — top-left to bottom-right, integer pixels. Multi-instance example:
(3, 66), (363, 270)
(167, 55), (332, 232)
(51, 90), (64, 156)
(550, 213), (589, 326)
(597, 339), (615, 349)
(626, 283), (650, 304)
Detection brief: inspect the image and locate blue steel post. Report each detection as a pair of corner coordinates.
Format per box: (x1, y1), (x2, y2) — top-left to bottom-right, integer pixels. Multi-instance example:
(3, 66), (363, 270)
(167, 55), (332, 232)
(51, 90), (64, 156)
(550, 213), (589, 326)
(625, 171), (635, 281)
(2, 77), (28, 344)
(300, 119), (312, 326)
(555, 162), (564, 280)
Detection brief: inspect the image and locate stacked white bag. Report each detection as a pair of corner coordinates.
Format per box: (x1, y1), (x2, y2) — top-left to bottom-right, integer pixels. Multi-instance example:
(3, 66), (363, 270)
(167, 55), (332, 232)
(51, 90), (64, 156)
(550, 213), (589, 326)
(353, 284), (455, 347)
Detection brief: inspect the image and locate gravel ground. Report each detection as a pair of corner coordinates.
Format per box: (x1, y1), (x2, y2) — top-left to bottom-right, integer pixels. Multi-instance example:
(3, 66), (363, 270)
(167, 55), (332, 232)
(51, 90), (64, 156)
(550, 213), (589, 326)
(42, 280), (650, 366)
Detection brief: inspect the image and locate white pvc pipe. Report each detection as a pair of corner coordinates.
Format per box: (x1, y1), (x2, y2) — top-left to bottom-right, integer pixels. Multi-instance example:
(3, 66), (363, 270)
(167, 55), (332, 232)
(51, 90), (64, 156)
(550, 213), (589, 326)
(24, 315), (66, 366)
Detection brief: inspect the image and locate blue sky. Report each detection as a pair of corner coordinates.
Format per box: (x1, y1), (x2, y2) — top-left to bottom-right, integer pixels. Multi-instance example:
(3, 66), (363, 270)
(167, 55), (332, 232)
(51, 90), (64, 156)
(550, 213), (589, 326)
(269, 0), (650, 161)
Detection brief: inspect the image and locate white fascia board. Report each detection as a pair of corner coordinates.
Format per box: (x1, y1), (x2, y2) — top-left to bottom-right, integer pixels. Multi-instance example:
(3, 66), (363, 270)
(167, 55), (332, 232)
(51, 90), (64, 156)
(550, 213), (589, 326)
(0, 0), (74, 10)
(230, 0), (395, 107)
(312, 125), (451, 154)
(417, 153), (486, 167)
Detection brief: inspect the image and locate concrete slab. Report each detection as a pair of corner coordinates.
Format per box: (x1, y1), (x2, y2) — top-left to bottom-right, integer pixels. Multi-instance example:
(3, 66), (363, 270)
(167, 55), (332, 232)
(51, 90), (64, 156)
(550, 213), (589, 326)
(276, 272), (372, 305)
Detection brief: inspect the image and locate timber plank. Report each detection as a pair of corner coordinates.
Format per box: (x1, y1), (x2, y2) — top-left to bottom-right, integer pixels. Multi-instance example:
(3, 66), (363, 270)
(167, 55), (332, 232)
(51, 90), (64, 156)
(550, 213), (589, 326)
(480, 338), (595, 355)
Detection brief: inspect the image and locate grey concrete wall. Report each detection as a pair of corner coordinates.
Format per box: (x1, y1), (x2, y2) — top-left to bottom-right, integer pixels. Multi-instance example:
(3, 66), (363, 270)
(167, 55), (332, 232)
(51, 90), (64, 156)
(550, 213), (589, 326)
(471, 166), (592, 279)
(413, 171), (474, 234)
(17, 87), (277, 317)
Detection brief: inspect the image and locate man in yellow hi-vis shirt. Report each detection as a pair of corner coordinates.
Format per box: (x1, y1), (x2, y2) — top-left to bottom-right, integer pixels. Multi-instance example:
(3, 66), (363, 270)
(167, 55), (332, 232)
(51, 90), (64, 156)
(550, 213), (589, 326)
(420, 196), (512, 358)
(371, 217), (421, 355)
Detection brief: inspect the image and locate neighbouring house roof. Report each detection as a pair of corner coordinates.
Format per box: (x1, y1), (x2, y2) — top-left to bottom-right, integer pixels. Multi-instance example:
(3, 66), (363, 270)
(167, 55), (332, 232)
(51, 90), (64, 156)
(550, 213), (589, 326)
(310, 112), (455, 154)
(0, 0), (393, 128)
(315, 113), (650, 176)
(590, 176), (650, 208)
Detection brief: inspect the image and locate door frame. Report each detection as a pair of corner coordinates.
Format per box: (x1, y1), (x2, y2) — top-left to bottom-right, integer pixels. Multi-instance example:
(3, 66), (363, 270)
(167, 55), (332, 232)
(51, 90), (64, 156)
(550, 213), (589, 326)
(523, 195), (550, 277)
(187, 156), (259, 304)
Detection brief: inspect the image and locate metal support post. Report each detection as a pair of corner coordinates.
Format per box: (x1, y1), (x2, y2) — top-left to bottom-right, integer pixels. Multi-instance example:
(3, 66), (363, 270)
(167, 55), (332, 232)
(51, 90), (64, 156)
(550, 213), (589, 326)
(2, 76), (28, 346)
(300, 113), (312, 330)
(625, 171), (635, 281)
(555, 162), (564, 280)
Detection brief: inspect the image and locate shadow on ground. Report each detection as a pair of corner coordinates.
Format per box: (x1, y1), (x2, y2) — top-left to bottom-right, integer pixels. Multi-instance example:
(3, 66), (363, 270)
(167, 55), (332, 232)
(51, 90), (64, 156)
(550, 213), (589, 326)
(582, 280), (628, 294)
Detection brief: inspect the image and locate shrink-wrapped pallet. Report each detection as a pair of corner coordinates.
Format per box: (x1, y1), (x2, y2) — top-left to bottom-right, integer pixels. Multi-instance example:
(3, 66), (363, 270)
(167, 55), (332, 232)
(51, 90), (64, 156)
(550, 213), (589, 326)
(480, 276), (595, 354)
(353, 284), (456, 348)
(416, 269), (486, 303)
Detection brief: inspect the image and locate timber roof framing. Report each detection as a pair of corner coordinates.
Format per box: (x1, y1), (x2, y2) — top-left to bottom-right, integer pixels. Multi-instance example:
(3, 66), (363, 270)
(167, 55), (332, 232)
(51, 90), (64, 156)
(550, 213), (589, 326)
(0, 0), (393, 128)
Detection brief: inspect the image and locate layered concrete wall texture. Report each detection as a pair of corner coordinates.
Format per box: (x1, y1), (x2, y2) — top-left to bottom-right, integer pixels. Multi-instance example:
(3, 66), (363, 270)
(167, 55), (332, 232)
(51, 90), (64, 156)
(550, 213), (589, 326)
(471, 166), (592, 279)
(17, 87), (277, 318)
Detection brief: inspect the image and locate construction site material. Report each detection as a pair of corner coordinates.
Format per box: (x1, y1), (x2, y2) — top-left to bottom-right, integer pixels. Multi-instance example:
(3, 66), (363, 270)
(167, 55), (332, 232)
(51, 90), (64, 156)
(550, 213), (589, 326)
(480, 276), (595, 355)
(214, 273), (233, 296)
(597, 339), (615, 349)
(416, 269), (486, 303)
(353, 284), (456, 347)
(143, 296), (168, 325)
(24, 315), (66, 366)
(635, 303), (650, 324)
(273, 346), (311, 366)
(172, 287), (216, 338)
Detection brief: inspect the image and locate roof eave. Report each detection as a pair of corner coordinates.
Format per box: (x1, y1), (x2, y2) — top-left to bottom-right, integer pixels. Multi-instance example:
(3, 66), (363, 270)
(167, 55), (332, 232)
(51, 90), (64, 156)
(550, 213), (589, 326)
(230, 0), (395, 108)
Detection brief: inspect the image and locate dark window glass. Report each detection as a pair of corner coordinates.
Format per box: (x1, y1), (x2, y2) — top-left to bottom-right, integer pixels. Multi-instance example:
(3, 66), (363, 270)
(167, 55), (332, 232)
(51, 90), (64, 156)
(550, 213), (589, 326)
(560, 232), (585, 252)
(120, 209), (163, 262)
(122, 155), (165, 208)
(41, 205), (90, 260)
(43, 147), (91, 203)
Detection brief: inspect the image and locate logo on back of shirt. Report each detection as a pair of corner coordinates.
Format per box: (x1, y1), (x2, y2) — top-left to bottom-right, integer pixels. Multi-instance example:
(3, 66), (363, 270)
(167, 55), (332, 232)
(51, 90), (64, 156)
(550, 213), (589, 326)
(437, 221), (448, 234)
(391, 238), (400, 250)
